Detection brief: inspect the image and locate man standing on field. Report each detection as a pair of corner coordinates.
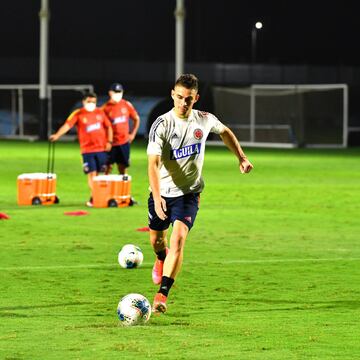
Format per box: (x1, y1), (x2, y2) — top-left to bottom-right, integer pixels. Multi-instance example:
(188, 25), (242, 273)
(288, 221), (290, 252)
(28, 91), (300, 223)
(147, 74), (253, 314)
(102, 83), (140, 175)
(49, 92), (113, 207)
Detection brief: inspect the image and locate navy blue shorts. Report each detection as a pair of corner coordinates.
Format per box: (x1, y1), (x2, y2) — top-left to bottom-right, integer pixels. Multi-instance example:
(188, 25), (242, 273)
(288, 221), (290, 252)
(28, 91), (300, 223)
(148, 192), (200, 231)
(108, 143), (130, 167)
(82, 152), (108, 174)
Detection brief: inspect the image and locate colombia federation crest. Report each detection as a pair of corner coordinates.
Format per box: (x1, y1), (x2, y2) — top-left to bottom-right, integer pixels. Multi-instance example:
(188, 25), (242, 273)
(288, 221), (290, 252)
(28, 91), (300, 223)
(193, 128), (203, 140)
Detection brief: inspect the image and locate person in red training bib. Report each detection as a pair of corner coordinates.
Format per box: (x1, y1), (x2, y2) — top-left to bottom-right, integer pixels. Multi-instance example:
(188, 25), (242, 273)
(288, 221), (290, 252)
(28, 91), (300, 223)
(102, 83), (140, 175)
(49, 92), (113, 207)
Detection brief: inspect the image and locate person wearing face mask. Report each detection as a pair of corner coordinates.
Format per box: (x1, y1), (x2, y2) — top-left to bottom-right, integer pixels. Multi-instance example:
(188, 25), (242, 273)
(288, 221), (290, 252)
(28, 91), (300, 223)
(102, 83), (140, 175)
(49, 92), (113, 207)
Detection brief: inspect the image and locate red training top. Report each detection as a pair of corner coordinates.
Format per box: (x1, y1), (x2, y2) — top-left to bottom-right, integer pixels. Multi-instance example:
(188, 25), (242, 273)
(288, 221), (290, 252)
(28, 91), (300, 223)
(102, 99), (139, 146)
(66, 108), (111, 154)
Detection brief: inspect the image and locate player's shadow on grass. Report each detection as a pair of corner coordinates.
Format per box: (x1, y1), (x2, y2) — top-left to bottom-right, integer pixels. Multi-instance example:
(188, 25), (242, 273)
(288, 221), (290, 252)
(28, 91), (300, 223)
(236, 298), (360, 312)
(0, 301), (92, 317)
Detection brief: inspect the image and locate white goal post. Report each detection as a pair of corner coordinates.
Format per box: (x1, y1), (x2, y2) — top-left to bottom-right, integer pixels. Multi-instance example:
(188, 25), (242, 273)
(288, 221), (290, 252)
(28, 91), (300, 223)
(0, 84), (94, 140)
(212, 84), (348, 148)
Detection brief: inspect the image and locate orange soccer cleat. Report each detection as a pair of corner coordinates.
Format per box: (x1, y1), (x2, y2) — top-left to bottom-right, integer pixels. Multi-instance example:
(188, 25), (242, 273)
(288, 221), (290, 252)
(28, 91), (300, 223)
(152, 247), (169, 285)
(152, 292), (167, 314)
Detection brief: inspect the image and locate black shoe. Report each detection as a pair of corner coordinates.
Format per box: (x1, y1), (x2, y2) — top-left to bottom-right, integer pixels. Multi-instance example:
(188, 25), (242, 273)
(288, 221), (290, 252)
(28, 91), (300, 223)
(129, 197), (138, 206)
(86, 197), (93, 207)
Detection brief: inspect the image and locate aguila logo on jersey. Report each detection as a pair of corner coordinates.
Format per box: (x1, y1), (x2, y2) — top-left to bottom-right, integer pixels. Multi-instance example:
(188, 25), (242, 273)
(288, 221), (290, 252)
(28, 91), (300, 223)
(193, 128), (203, 140)
(170, 143), (202, 160)
(113, 116), (127, 124)
(86, 122), (101, 133)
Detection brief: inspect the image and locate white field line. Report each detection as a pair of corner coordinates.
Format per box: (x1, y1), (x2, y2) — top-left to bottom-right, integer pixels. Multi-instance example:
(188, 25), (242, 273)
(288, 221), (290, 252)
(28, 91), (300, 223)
(1, 257), (360, 271)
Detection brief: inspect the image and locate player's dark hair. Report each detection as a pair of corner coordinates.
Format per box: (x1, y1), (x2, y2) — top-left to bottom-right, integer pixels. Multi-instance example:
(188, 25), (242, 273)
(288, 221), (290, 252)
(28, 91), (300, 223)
(175, 74), (199, 91)
(82, 92), (97, 100)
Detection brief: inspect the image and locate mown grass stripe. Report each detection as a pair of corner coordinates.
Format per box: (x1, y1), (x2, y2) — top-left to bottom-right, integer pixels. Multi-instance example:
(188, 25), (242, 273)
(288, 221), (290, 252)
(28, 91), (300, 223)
(1, 257), (360, 271)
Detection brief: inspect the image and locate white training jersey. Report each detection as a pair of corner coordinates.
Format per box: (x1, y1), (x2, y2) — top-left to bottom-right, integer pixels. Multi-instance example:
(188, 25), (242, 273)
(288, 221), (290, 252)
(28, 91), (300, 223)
(147, 109), (226, 197)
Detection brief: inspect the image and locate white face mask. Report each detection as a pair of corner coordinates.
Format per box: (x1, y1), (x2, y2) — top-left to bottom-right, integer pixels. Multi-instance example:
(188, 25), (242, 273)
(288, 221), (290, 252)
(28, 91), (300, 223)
(111, 93), (123, 103)
(84, 103), (96, 112)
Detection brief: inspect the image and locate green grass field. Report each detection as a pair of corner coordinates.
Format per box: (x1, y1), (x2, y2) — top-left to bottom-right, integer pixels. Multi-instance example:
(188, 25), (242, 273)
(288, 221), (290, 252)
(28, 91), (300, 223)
(0, 140), (360, 359)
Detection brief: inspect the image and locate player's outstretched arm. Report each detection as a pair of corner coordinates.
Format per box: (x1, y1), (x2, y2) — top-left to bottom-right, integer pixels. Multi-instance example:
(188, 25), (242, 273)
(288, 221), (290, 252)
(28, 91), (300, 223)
(220, 126), (254, 174)
(49, 123), (71, 142)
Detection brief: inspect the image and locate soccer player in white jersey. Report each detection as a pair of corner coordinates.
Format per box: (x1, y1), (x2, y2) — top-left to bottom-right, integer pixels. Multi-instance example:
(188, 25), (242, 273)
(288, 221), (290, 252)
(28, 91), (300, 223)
(147, 74), (253, 313)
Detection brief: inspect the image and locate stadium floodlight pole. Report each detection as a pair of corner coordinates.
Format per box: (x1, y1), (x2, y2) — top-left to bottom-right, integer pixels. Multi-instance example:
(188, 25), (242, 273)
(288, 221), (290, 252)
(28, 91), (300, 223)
(39, 0), (50, 140)
(174, 0), (185, 80)
(251, 21), (263, 64)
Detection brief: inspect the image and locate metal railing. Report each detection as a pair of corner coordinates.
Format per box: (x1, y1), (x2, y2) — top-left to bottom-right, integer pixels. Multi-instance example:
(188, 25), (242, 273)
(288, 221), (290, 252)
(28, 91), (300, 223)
(0, 84), (94, 140)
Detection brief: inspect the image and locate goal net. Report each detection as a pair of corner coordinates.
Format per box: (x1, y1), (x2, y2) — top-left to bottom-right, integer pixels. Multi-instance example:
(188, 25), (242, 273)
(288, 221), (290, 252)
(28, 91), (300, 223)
(212, 84), (348, 148)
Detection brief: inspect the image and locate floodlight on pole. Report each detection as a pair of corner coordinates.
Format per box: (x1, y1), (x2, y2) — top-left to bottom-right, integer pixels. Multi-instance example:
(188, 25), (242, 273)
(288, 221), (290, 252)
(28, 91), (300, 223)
(174, 0), (185, 80)
(39, 0), (50, 140)
(251, 21), (263, 64)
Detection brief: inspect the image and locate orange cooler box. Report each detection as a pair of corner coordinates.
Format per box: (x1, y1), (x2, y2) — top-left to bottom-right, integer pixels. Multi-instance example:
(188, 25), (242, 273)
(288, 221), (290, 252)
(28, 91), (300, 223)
(17, 173), (58, 206)
(93, 174), (132, 208)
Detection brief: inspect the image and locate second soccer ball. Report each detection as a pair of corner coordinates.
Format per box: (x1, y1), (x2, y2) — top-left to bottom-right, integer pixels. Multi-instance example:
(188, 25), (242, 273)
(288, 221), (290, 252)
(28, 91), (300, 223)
(118, 244), (144, 269)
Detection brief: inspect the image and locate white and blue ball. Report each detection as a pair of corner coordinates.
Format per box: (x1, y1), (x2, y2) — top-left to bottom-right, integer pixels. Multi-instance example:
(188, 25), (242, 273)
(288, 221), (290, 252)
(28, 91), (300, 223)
(117, 293), (151, 326)
(118, 244), (144, 269)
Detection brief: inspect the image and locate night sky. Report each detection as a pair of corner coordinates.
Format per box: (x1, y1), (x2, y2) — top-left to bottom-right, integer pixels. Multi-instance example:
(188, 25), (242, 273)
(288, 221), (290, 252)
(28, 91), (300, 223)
(1, 0), (360, 66)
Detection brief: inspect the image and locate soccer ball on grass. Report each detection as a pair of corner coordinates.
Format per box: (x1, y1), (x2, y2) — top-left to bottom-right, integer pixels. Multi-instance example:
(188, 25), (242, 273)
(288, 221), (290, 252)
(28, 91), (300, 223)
(117, 293), (151, 326)
(118, 244), (143, 269)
